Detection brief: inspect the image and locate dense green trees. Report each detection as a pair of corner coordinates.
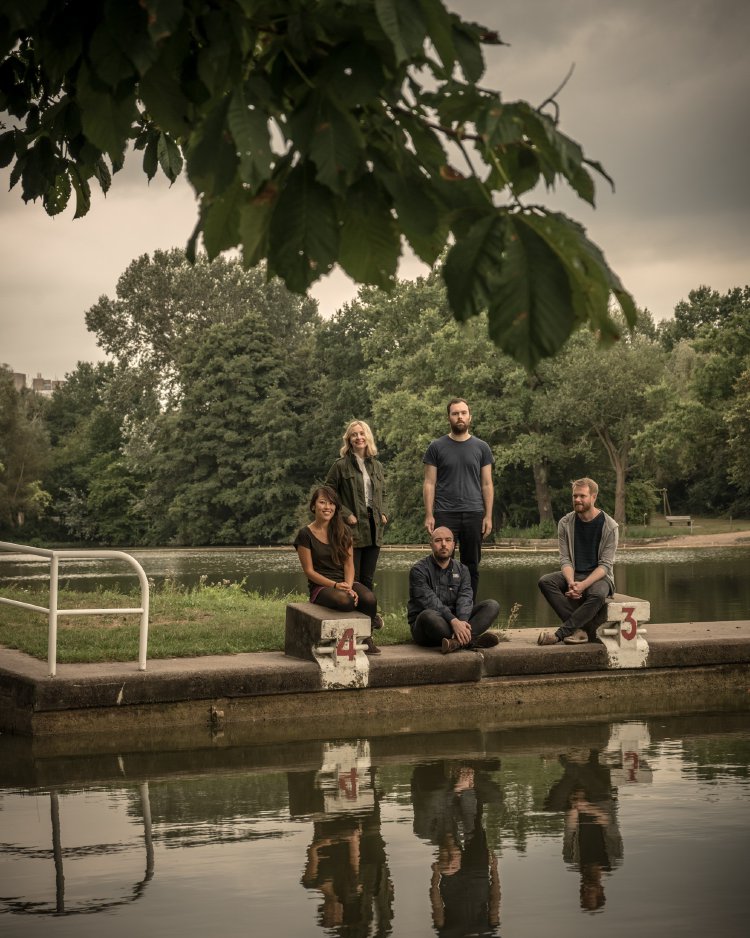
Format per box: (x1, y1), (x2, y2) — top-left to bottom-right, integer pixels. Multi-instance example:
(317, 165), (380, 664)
(641, 287), (750, 515)
(0, 368), (50, 531)
(1, 0), (634, 367)
(2, 254), (747, 545)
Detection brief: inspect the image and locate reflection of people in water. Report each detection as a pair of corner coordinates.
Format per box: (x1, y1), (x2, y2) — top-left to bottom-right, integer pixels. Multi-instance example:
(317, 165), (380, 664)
(543, 749), (623, 912)
(412, 761), (501, 937)
(294, 767), (393, 937)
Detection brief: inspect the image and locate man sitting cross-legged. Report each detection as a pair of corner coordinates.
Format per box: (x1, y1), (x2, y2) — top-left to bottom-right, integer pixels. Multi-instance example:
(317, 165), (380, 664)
(537, 477), (618, 646)
(408, 527), (501, 654)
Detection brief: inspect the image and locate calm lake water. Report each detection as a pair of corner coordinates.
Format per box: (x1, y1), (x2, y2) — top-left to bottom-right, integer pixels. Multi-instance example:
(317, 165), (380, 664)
(1, 711), (749, 937)
(2, 545), (749, 627)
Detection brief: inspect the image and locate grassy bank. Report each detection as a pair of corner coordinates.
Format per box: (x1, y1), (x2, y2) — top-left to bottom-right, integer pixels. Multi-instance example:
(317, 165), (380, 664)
(0, 580), (414, 663)
(494, 515), (750, 542)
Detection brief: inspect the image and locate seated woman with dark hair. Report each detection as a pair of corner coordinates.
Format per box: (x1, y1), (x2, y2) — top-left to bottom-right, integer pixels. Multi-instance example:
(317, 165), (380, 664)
(294, 485), (382, 655)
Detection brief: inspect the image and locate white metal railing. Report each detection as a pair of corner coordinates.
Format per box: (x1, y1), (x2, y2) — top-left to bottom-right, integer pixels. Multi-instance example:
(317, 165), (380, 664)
(0, 541), (149, 677)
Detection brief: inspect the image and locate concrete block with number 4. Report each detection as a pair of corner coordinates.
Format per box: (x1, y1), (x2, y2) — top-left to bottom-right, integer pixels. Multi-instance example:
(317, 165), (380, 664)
(285, 602), (372, 688)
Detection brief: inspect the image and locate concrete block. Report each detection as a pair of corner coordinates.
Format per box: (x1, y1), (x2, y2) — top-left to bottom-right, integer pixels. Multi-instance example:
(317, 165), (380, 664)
(598, 593), (651, 668)
(285, 602), (372, 689)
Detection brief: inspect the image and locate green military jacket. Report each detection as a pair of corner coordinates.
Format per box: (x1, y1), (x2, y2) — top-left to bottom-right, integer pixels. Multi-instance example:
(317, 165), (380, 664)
(325, 453), (387, 548)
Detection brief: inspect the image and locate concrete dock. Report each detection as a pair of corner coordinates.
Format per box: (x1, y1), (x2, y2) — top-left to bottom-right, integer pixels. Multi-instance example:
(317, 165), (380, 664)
(2, 621), (749, 751)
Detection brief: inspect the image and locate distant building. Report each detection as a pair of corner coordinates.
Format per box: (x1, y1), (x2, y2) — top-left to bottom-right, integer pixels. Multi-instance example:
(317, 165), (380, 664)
(31, 373), (65, 396)
(1, 365), (65, 396)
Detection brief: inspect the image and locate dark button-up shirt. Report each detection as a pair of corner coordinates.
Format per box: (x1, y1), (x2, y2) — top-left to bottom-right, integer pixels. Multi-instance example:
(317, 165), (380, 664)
(407, 554), (473, 625)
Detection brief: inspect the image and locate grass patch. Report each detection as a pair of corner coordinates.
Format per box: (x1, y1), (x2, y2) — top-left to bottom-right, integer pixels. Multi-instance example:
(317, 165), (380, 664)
(621, 515), (750, 539)
(0, 578), (412, 663)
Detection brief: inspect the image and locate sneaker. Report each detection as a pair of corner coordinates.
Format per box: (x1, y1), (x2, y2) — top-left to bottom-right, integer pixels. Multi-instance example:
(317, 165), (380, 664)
(563, 628), (588, 645)
(371, 614), (384, 631)
(537, 630), (560, 646)
(363, 636), (381, 655)
(474, 631), (500, 648)
(441, 637), (461, 654)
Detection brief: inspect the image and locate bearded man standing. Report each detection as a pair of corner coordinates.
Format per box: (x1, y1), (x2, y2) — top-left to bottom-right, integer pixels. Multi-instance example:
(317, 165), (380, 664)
(423, 398), (494, 600)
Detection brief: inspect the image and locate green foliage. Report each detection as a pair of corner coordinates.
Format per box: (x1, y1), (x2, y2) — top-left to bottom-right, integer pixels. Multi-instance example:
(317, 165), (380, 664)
(725, 368), (750, 498)
(21, 250), (750, 545)
(540, 322), (666, 523)
(0, 367), (51, 533)
(0, 580), (410, 660)
(41, 361), (151, 544)
(1, 0), (635, 368)
(140, 309), (316, 545)
(622, 479), (659, 524)
(640, 287), (750, 514)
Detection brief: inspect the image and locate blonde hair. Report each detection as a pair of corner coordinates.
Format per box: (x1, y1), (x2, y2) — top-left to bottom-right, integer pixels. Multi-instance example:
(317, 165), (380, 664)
(572, 477), (599, 497)
(340, 419), (378, 457)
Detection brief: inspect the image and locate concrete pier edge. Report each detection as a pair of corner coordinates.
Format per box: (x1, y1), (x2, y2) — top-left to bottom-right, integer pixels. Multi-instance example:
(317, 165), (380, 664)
(2, 621), (749, 749)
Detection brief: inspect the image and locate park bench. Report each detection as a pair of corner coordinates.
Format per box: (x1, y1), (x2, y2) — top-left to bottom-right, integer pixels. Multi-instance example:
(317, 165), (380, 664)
(666, 515), (692, 526)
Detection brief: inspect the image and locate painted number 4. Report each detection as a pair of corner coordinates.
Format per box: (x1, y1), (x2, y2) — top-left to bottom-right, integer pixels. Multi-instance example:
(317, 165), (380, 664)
(621, 606), (638, 641)
(335, 627), (357, 661)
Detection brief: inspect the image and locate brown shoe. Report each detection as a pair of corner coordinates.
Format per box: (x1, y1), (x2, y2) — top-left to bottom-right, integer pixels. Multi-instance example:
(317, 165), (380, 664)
(475, 631), (500, 648)
(537, 631), (560, 646)
(371, 614), (384, 631)
(563, 628), (589, 645)
(441, 637), (461, 654)
(364, 636), (381, 655)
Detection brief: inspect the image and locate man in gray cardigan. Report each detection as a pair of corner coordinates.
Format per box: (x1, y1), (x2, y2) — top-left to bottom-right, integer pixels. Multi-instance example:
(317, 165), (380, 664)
(537, 478), (618, 646)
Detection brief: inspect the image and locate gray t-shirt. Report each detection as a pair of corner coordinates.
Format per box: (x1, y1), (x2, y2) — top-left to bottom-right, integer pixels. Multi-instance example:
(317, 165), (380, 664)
(423, 435), (494, 512)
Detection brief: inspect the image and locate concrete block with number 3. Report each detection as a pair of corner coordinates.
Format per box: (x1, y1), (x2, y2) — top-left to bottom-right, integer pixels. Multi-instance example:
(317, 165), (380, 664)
(598, 594), (651, 668)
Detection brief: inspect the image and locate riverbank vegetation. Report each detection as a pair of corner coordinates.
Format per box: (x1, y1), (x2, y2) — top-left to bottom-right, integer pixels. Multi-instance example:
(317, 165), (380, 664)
(2, 253), (749, 546)
(0, 580), (412, 662)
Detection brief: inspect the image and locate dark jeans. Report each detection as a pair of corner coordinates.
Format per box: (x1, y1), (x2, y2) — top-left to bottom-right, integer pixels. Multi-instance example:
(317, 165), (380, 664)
(434, 510), (485, 600)
(538, 571), (611, 640)
(410, 599), (500, 648)
(312, 583), (378, 623)
(353, 508), (380, 590)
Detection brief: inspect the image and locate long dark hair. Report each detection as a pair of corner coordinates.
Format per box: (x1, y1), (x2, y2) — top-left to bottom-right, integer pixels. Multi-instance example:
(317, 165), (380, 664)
(308, 485), (352, 567)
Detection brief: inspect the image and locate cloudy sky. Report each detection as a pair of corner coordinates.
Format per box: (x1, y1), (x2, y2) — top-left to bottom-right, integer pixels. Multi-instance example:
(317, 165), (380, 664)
(2, 0), (748, 379)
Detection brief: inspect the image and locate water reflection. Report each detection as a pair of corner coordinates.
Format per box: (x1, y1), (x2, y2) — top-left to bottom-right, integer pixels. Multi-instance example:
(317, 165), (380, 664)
(543, 749), (623, 912)
(411, 761), (501, 936)
(1, 784), (154, 917)
(1, 713), (749, 936)
(290, 741), (393, 936)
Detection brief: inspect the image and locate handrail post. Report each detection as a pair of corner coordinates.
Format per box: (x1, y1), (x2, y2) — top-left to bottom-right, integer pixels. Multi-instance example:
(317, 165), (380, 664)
(48, 553), (59, 677)
(137, 564), (150, 671)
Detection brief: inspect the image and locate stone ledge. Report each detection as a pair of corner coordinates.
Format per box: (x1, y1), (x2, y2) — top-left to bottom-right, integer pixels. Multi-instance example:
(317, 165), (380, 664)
(1, 620), (749, 738)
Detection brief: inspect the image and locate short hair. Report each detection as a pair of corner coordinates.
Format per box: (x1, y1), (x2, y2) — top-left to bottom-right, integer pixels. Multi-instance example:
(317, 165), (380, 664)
(446, 398), (470, 415)
(340, 419), (378, 457)
(572, 477), (599, 497)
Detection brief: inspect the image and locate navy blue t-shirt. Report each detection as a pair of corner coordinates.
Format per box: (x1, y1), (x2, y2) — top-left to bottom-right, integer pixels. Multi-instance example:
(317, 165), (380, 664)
(574, 512), (605, 578)
(423, 435), (494, 512)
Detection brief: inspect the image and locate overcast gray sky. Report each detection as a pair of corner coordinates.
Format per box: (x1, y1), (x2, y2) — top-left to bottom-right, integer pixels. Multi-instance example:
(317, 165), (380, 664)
(2, 0), (748, 379)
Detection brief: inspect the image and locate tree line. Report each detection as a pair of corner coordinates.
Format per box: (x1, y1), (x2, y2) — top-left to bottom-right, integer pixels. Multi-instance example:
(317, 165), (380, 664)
(2, 250), (749, 546)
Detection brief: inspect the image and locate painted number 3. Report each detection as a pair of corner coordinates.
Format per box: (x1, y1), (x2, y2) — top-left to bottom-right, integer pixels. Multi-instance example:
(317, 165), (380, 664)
(335, 627), (357, 661)
(621, 606), (638, 641)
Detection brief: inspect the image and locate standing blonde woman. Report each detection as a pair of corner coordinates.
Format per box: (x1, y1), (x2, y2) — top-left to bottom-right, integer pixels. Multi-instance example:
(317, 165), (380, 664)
(325, 419), (388, 591)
